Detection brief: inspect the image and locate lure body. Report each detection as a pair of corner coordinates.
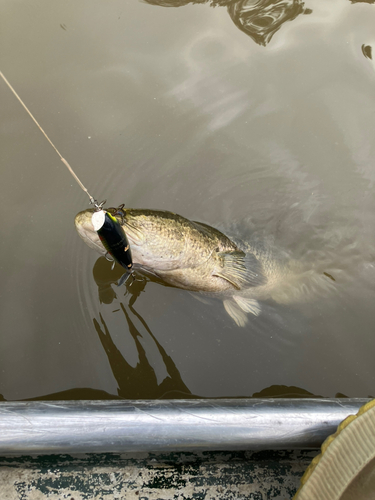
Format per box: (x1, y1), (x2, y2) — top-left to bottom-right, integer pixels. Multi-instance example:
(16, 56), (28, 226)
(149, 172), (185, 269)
(92, 210), (133, 285)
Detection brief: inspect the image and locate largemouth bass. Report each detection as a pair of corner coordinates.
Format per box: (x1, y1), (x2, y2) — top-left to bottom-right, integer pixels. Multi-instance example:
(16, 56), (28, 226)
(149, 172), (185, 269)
(75, 206), (330, 326)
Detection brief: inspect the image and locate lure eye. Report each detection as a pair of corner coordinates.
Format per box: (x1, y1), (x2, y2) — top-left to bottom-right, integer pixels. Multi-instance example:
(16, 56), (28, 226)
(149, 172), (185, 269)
(92, 210), (105, 231)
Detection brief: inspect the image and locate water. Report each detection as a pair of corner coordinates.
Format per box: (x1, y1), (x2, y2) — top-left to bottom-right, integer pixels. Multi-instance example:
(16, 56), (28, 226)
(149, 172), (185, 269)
(1, 0), (374, 401)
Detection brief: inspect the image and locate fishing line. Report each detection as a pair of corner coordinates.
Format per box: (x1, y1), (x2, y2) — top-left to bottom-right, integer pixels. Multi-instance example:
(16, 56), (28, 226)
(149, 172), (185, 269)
(0, 71), (99, 207)
(1, 71), (136, 285)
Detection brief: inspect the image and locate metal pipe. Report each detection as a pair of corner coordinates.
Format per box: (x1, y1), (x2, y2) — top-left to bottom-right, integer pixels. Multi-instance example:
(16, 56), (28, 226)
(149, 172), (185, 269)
(0, 399), (369, 455)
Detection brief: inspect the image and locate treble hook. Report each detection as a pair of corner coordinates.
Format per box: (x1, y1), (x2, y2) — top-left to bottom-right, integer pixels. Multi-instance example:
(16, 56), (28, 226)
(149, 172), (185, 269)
(128, 272), (145, 287)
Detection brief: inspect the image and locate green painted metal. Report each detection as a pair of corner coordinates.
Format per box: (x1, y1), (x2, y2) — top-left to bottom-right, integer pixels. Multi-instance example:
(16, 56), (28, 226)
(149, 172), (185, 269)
(0, 450), (317, 499)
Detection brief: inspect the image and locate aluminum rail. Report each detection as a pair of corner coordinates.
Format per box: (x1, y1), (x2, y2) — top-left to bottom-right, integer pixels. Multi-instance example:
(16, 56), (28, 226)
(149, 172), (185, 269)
(0, 399), (369, 455)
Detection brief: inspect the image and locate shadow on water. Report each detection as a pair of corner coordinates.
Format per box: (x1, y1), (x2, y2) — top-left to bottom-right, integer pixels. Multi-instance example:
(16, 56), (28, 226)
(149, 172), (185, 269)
(3, 256), (373, 402)
(143, 0), (313, 46)
(92, 257), (194, 399)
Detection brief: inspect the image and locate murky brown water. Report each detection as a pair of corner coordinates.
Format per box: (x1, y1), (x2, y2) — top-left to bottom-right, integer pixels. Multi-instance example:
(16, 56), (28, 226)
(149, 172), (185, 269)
(1, 0), (375, 401)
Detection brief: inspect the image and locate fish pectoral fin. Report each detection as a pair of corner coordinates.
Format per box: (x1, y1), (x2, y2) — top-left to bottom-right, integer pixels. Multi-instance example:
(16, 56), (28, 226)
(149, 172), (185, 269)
(223, 300), (248, 327)
(214, 271), (241, 290)
(233, 295), (261, 316)
(213, 251), (267, 289)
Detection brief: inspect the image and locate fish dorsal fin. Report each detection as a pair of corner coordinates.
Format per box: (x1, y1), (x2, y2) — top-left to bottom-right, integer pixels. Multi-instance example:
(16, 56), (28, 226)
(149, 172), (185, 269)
(213, 251), (267, 290)
(191, 220), (227, 241)
(191, 220), (213, 233)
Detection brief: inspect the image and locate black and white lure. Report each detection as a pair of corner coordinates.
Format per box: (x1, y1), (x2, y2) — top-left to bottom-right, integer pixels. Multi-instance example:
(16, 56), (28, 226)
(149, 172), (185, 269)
(92, 208), (134, 286)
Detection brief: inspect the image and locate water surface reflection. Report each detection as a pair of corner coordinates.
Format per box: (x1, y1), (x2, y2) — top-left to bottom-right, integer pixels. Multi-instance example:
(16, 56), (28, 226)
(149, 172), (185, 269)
(362, 44), (372, 59)
(0, 385), (332, 401)
(2, 246), (372, 403)
(93, 258), (192, 399)
(144, 0), (312, 45)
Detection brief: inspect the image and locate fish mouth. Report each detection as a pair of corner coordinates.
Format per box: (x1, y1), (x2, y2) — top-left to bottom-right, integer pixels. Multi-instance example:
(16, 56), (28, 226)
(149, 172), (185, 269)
(74, 209), (106, 255)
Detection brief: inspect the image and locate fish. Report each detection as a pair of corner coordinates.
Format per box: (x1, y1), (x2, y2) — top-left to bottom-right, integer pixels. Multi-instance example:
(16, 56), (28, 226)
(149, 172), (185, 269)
(75, 206), (333, 327)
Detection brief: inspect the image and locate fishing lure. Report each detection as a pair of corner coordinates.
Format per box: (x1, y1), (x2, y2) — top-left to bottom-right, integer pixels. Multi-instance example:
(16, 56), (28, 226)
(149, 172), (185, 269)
(92, 209), (134, 286)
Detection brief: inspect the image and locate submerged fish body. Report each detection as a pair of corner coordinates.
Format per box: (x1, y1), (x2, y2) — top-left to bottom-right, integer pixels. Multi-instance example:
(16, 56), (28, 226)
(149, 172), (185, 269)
(75, 207), (328, 326)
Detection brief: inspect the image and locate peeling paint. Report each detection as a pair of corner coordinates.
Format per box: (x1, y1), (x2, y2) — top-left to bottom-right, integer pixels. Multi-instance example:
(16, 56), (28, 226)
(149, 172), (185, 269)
(0, 451), (317, 499)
